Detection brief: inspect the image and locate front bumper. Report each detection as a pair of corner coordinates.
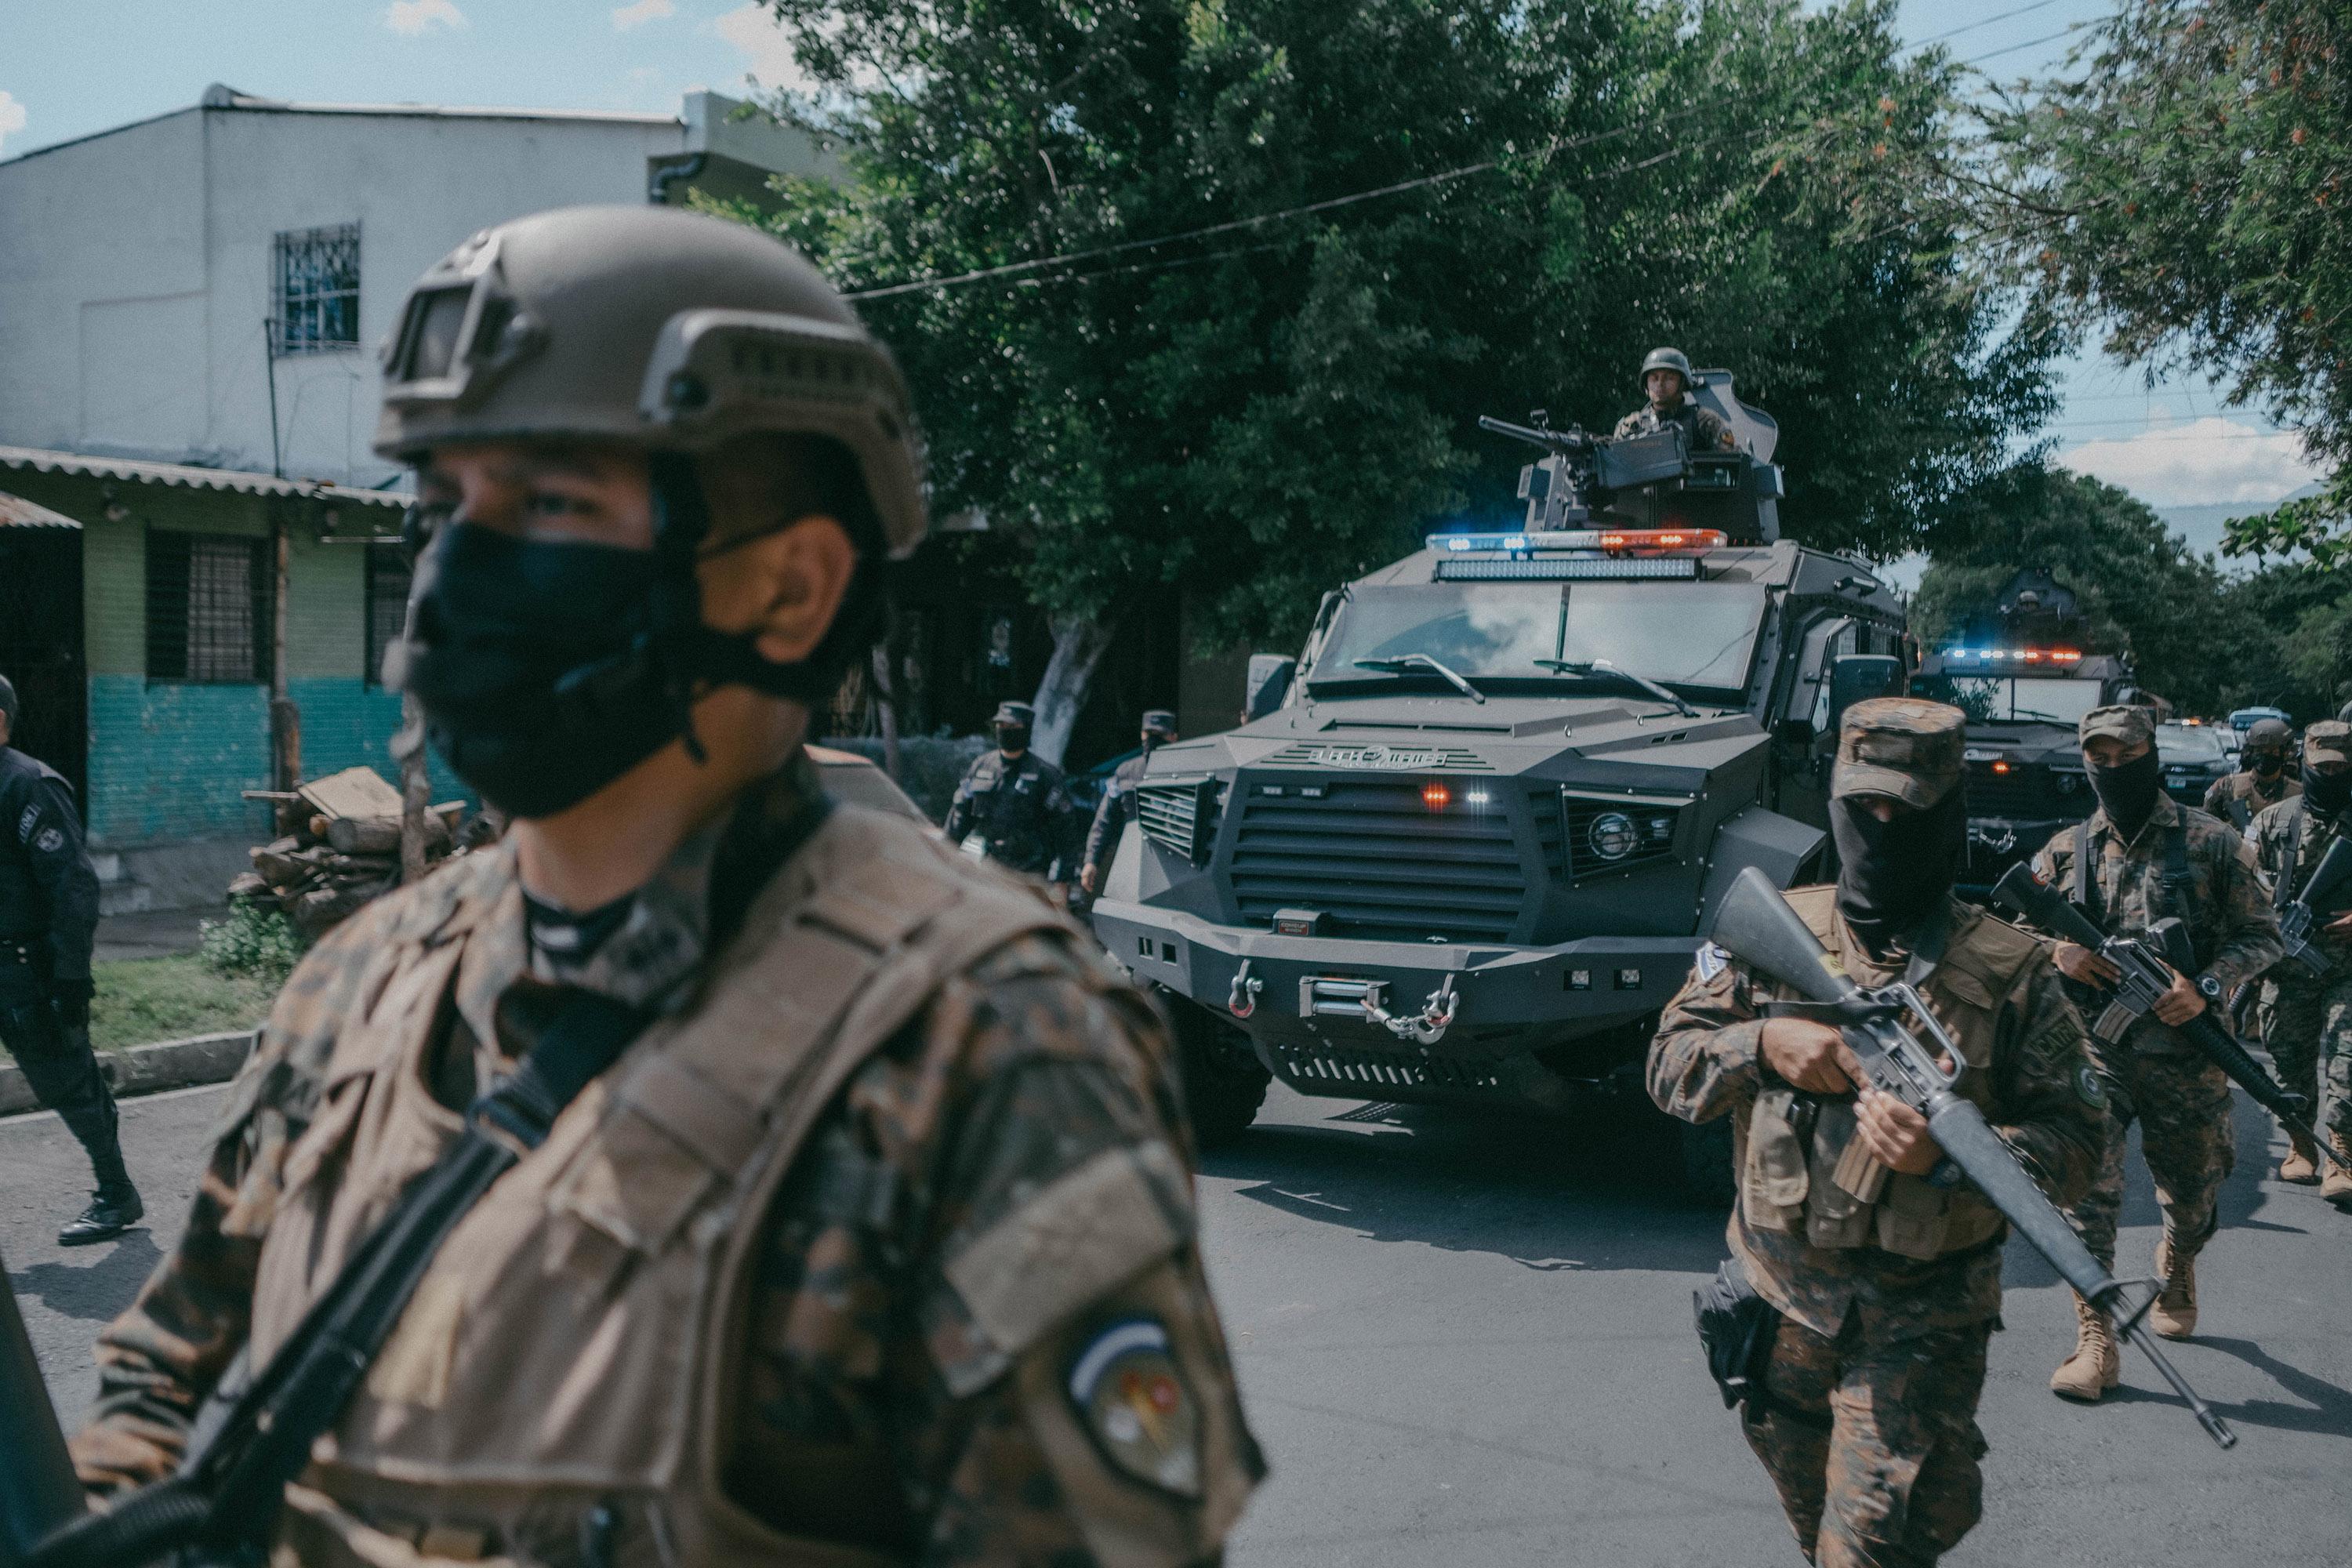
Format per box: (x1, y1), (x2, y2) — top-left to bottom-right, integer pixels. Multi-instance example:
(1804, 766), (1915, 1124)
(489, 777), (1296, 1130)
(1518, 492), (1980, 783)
(1092, 898), (1704, 1102)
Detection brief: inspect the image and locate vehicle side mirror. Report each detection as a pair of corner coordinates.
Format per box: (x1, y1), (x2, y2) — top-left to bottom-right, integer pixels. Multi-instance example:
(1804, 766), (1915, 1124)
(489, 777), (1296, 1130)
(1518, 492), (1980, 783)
(1826, 654), (1904, 735)
(1245, 655), (1296, 721)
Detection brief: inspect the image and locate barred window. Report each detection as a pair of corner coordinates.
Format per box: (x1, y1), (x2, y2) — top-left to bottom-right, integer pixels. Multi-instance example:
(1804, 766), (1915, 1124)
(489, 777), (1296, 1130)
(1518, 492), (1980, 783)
(365, 543), (411, 688)
(273, 223), (361, 355)
(146, 531), (269, 684)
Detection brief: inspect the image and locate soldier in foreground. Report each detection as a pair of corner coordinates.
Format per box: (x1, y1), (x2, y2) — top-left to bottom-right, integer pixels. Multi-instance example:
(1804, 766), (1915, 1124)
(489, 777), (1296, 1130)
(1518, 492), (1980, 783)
(0, 673), (140, 1244)
(66, 206), (1261, 1566)
(2251, 719), (2352, 1200)
(2028, 705), (2281, 1400)
(1612, 347), (1737, 449)
(2205, 716), (2299, 829)
(1651, 699), (2101, 1568)
(946, 699), (1082, 891)
(1080, 709), (1178, 898)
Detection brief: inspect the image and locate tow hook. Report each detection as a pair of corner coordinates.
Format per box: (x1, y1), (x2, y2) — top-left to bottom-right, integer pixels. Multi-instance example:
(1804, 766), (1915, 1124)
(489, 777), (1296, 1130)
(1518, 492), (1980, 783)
(1229, 960), (1263, 1020)
(1368, 975), (1459, 1046)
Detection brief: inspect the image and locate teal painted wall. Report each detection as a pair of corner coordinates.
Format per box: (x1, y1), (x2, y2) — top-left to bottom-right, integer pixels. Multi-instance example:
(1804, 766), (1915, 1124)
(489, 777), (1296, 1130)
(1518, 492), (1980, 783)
(86, 674), (275, 844)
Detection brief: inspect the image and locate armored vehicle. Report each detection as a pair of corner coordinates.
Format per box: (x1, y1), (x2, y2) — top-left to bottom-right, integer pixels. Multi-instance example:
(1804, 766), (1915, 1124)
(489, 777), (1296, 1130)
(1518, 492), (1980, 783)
(1909, 568), (2154, 889)
(1088, 372), (1905, 1178)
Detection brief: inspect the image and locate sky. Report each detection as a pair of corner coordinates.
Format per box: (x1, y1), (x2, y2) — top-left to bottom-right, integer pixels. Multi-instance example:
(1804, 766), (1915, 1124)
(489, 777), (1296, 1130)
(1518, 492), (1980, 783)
(0, 0), (2320, 543)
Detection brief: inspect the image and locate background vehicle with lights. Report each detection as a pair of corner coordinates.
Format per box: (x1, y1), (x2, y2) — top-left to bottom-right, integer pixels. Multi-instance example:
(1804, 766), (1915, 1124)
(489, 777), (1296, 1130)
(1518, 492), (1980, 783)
(1910, 568), (2163, 890)
(1088, 371), (1905, 1181)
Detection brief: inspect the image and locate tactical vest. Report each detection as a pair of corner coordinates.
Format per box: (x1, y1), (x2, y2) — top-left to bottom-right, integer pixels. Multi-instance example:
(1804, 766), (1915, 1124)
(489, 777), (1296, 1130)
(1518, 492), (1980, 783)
(1737, 889), (2038, 1261)
(243, 805), (1073, 1568)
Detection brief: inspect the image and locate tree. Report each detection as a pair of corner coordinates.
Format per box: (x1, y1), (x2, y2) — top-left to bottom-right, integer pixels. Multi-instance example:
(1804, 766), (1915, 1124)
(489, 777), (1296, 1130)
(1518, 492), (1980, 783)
(1910, 466), (2352, 718)
(733, 0), (2060, 758)
(1997, 0), (2352, 564)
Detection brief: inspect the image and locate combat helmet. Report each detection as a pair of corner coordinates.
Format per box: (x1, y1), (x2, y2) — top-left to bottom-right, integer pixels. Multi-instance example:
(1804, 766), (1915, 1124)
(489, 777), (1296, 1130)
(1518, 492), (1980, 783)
(374, 205), (925, 558)
(1638, 347), (1693, 395)
(2245, 717), (2293, 754)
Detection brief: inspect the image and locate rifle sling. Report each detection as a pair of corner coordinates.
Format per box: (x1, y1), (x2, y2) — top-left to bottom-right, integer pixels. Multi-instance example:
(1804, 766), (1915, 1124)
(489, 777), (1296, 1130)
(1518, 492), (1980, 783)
(30, 987), (652, 1568)
(2276, 801), (2305, 913)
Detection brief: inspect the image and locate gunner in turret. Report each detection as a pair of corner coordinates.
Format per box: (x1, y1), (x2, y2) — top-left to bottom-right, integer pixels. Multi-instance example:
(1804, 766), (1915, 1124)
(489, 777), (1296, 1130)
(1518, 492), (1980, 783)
(1614, 347), (1737, 451)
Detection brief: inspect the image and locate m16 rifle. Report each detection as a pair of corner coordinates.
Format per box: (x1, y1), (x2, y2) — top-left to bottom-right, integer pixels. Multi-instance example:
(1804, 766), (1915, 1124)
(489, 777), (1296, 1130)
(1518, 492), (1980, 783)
(1710, 867), (2236, 1449)
(0, 1249), (85, 1566)
(1991, 862), (2351, 1181)
(2273, 832), (2352, 978)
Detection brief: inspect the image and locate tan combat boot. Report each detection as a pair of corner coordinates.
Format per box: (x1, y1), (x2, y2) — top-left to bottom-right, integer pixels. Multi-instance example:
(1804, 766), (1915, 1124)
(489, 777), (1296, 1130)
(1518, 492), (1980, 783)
(2050, 1296), (2119, 1401)
(2151, 1236), (2198, 1339)
(2323, 1133), (2352, 1209)
(2279, 1131), (2320, 1184)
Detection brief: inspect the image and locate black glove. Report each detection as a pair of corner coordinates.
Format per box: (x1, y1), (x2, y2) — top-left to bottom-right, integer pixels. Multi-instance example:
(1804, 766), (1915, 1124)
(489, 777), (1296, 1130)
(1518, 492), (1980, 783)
(49, 977), (95, 1030)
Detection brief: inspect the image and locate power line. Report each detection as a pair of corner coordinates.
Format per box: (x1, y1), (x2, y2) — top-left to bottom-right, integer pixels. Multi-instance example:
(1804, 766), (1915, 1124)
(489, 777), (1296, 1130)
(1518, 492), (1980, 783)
(1910, 0), (2070, 49)
(1963, 21), (2095, 66)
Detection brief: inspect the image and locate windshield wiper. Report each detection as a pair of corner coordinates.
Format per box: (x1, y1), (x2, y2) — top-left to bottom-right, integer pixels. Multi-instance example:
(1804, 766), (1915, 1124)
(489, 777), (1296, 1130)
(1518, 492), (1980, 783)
(2005, 709), (2078, 725)
(1350, 654), (1486, 703)
(1534, 659), (1697, 717)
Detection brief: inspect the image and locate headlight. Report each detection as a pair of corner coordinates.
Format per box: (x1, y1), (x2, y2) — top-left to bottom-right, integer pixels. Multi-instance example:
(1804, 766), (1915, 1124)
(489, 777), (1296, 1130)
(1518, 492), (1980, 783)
(2053, 772), (2082, 796)
(1588, 811), (1639, 861)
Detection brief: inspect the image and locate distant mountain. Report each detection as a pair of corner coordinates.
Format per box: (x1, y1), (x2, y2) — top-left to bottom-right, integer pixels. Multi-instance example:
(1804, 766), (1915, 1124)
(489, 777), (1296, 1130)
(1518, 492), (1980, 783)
(2160, 484), (2323, 564)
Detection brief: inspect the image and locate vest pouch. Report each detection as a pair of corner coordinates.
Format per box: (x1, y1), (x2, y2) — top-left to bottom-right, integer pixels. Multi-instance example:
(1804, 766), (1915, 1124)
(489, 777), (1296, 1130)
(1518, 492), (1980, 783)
(546, 1094), (724, 1261)
(1741, 1090), (1810, 1233)
(278, 1069), (376, 1208)
(1872, 1174), (1950, 1260)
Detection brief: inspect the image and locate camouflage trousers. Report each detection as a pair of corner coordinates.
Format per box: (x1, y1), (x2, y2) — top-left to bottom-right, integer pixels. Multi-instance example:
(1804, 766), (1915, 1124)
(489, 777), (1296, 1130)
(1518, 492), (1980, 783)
(2267, 964), (2352, 1141)
(2068, 1051), (2235, 1274)
(1744, 1313), (1992, 1567)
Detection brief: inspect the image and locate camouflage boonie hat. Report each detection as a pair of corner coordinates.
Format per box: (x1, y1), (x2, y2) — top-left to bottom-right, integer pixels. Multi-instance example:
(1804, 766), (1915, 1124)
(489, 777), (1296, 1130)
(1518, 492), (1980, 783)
(1831, 698), (1965, 808)
(2305, 720), (2351, 768)
(2079, 705), (2155, 747)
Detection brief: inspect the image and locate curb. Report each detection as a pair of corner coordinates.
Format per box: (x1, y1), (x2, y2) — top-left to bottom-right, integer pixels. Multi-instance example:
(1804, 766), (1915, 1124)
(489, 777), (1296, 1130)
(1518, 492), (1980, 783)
(0, 1029), (258, 1117)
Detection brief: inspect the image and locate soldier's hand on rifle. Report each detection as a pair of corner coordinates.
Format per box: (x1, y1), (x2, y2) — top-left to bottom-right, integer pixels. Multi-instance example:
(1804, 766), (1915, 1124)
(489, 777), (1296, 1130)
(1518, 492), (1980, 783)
(1080, 864), (1100, 895)
(2151, 966), (2206, 1025)
(2053, 941), (2123, 987)
(1854, 1085), (1941, 1176)
(2325, 909), (2352, 936)
(1760, 1018), (1860, 1094)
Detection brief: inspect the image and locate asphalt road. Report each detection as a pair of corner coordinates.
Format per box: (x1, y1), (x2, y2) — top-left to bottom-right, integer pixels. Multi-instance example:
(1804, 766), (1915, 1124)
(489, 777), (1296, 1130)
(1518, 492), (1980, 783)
(5, 1080), (2347, 1567)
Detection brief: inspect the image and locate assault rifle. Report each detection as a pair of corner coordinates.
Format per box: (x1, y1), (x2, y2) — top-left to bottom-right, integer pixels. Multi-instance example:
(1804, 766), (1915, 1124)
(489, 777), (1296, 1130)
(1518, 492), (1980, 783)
(1711, 867), (2236, 1449)
(1991, 862), (2350, 1181)
(0, 1250), (83, 1566)
(2274, 832), (2352, 978)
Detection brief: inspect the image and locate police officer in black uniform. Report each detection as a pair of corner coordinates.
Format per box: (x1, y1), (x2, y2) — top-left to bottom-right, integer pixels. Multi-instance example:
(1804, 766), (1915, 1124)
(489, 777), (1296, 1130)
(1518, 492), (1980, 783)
(0, 673), (140, 1243)
(1080, 709), (1177, 896)
(944, 700), (1080, 882)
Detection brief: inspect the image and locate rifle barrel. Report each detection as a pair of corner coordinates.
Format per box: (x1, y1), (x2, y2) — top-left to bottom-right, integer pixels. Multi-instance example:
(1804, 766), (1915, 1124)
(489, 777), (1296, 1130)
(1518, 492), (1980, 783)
(0, 1250), (84, 1565)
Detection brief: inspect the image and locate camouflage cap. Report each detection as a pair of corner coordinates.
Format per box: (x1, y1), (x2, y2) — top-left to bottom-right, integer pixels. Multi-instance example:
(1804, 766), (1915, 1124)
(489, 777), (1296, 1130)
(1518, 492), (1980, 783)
(992, 701), (1035, 728)
(1141, 709), (1178, 735)
(2078, 705), (2155, 748)
(1831, 697), (1966, 808)
(2245, 717), (2293, 749)
(2305, 720), (2352, 768)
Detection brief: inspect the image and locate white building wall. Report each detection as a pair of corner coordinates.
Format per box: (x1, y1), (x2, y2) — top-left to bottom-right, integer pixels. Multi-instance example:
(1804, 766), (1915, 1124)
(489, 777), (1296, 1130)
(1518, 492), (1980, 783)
(0, 100), (690, 487)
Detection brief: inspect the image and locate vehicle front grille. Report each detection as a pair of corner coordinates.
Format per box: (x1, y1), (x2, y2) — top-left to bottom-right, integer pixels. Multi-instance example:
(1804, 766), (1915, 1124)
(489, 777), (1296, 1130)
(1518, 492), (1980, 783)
(1228, 780), (1528, 942)
(1266, 1038), (1505, 1094)
(1967, 768), (2086, 823)
(1258, 742), (1495, 771)
(1136, 779), (1223, 863)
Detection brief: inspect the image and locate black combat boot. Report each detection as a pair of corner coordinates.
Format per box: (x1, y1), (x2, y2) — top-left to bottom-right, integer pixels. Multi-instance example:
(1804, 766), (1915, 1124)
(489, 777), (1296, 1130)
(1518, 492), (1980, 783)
(58, 1181), (143, 1246)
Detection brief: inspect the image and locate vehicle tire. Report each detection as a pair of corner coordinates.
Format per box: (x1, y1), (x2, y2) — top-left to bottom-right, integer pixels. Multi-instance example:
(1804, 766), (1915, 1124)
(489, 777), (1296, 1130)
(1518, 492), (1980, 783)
(1679, 1117), (1737, 1207)
(1164, 993), (1272, 1149)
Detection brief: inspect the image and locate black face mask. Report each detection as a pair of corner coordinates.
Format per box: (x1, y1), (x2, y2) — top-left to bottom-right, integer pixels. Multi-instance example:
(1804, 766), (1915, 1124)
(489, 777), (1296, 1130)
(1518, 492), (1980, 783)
(2250, 751), (2285, 779)
(2305, 762), (2352, 818)
(1831, 789), (1966, 957)
(2087, 749), (2164, 840)
(995, 726), (1030, 753)
(1139, 732), (1165, 755)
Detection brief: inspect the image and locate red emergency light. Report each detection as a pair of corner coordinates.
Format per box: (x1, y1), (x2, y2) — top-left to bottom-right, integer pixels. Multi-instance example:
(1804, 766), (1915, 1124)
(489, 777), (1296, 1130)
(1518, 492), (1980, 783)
(1596, 528), (1729, 556)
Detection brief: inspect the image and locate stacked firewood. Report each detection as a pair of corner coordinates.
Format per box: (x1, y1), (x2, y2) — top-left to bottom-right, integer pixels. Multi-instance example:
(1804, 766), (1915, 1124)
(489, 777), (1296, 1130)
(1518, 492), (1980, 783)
(232, 767), (470, 941)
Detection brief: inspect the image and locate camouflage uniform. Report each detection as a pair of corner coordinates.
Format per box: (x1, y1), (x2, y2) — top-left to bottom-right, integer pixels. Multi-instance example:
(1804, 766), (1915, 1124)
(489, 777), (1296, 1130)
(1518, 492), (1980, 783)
(2252, 730), (2352, 1149)
(2202, 767), (2298, 831)
(1612, 399), (1736, 450)
(1652, 699), (2102, 1568)
(2028, 710), (2282, 1279)
(74, 753), (1264, 1565)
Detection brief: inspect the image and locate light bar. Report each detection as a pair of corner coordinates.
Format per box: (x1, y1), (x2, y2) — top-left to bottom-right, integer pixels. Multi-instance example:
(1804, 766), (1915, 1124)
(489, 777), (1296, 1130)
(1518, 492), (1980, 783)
(1436, 556), (1699, 581)
(1942, 646), (2085, 664)
(1430, 528), (1729, 556)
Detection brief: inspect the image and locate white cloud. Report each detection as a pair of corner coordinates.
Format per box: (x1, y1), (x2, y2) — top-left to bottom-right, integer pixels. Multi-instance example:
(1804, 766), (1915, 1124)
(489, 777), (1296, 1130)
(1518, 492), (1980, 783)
(384, 0), (466, 36)
(713, 3), (812, 93)
(2058, 416), (2325, 509)
(0, 92), (25, 153)
(612, 0), (675, 31)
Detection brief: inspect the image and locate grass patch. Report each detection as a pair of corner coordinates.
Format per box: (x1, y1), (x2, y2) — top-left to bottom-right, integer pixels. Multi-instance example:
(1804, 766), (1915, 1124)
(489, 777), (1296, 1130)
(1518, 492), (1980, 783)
(90, 954), (278, 1053)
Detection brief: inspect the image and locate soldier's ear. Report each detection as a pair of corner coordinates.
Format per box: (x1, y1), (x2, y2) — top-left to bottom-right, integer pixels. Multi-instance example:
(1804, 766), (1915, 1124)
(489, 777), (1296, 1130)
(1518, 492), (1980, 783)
(696, 515), (858, 666)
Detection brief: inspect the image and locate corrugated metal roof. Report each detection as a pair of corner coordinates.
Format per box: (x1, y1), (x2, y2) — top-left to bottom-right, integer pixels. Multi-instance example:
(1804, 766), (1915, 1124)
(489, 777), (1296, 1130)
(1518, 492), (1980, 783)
(0, 447), (411, 509)
(0, 492), (80, 529)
